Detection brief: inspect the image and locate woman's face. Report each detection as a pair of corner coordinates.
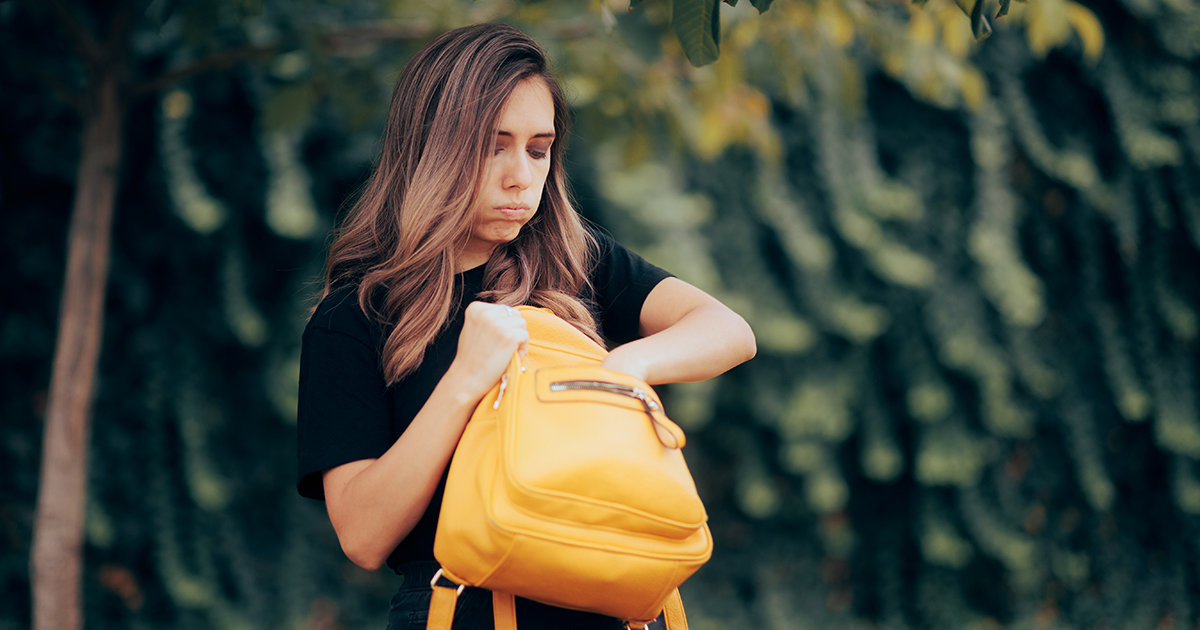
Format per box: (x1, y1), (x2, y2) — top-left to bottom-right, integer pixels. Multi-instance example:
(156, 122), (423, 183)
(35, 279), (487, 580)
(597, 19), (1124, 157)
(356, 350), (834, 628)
(461, 78), (555, 269)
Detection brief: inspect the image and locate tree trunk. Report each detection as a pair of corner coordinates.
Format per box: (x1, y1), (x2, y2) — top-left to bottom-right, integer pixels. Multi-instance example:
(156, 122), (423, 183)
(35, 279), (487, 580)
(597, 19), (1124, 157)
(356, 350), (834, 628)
(30, 69), (124, 630)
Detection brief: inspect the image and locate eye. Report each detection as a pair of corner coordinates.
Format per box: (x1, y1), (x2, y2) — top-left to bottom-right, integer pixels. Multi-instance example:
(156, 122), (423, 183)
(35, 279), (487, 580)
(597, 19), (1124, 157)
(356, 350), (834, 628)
(492, 134), (513, 156)
(529, 149), (548, 160)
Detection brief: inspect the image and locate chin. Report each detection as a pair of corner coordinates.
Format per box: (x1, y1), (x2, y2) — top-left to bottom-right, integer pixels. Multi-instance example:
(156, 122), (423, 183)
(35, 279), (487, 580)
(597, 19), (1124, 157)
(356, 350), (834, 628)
(492, 226), (527, 243)
(469, 221), (529, 252)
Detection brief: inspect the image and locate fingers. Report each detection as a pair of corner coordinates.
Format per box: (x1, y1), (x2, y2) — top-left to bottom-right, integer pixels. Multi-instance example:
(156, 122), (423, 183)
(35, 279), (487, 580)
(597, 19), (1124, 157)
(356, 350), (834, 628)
(464, 302), (527, 339)
(503, 307), (529, 356)
(465, 301), (521, 319)
(460, 301), (528, 362)
(452, 302), (530, 399)
(496, 305), (529, 358)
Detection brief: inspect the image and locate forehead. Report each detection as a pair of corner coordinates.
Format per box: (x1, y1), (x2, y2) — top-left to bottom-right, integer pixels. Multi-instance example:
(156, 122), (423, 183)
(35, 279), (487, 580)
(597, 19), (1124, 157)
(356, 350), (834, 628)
(496, 78), (555, 133)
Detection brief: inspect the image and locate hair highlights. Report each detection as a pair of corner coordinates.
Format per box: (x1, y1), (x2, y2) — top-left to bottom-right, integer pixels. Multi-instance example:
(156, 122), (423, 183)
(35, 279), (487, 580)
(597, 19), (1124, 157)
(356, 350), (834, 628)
(322, 23), (600, 384)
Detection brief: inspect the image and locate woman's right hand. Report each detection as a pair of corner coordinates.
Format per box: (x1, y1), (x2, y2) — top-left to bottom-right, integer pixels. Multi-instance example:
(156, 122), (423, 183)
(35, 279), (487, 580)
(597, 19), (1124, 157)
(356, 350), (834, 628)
(446, 301), (529, 402)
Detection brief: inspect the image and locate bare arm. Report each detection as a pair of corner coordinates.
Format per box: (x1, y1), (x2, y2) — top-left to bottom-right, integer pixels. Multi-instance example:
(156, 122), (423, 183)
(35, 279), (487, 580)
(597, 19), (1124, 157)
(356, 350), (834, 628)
(601, 277), (756, 385)
(321, 302), (527, 570)
(320, 278), (753, 570)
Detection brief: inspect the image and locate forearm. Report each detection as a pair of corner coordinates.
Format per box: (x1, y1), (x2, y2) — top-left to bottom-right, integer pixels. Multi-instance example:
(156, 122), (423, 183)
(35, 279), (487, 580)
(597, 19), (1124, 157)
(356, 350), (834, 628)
(603, 302), (756, 385)
(322, 301), (528, 570)
(323, 369), (480, 570)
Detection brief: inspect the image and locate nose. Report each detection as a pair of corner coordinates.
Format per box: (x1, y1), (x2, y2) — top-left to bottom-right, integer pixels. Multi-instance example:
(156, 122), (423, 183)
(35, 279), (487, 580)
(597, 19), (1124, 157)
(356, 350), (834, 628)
(502, 151), (533, 191)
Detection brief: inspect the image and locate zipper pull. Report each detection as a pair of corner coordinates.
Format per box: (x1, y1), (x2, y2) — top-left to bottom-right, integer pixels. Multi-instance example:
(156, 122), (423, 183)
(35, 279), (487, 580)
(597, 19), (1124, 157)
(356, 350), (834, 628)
(631, 388), (661, 414)
(632, 389), (684, 449)
(493, 374), (508, 410)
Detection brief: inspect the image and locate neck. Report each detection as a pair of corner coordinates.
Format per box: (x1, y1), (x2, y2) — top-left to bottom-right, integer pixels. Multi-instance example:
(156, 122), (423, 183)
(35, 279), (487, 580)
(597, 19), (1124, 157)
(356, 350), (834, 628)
(457, 246), (494, 273)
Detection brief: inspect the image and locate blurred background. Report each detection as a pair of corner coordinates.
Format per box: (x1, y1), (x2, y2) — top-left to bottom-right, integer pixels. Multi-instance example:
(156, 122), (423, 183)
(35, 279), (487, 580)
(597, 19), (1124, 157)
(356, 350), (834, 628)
(4, 0), (1200, 628)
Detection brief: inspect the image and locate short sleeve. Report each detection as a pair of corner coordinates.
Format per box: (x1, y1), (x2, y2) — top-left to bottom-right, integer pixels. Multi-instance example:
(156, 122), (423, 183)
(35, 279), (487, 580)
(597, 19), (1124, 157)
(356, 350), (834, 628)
(588, 229), (674, 345)
(296, 288), (393, 500)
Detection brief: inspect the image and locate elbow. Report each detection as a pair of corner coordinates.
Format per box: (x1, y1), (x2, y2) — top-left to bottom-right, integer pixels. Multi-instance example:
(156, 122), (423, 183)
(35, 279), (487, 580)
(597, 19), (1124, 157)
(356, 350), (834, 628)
(702, 302), (757, 367)
(741, 335), (757, 364)
(341, 538), (388, 571)
(734, 314), (757, 365)
(331, 513), (390, 571)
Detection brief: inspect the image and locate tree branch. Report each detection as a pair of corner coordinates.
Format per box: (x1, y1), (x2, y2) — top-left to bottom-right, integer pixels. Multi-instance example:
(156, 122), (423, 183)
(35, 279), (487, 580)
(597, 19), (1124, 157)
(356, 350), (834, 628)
(0, 35), (87, 114)
(319, 22), (436, 56)
(39, 0), (105, 65)
(131, 44), (280, 98)
(103, 0), (141, 69)
(129, 20), (593, 99)
(36, 67), (88, 115)
(321, 22), (436, 43)
(130, 22), (435, 98)
(316, 21), (592, 46)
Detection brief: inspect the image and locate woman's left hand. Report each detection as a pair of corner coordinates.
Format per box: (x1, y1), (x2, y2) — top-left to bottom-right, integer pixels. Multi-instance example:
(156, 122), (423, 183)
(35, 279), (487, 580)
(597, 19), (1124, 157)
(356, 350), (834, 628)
(601, 277), (756, 386)
(600, 348), (651, 382)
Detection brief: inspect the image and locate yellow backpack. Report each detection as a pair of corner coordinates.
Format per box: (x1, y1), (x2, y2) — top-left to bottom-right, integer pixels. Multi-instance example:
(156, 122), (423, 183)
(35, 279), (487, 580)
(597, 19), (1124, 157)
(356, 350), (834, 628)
(428, 306), (712, 630)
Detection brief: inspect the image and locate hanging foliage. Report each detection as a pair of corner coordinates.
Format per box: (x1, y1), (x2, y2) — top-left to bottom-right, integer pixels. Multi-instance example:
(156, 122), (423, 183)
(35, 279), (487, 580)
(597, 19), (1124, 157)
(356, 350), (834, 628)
(4, 0), (1200, 628)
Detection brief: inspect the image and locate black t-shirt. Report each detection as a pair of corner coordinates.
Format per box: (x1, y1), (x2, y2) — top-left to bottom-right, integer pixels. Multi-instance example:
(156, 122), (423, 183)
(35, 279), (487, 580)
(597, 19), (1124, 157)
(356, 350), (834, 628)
(296, 231), (672, 572)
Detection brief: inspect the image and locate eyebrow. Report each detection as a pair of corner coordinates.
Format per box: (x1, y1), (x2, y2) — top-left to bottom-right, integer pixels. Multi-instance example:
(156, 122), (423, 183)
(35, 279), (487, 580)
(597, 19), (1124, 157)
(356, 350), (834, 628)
(497, 131), (556, 140)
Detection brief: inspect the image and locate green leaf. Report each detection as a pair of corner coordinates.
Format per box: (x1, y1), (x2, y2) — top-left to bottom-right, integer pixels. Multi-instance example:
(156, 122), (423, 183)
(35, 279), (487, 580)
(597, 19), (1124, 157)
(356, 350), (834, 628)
(748, 0), (775, 12)
(145, 0), (182, 30)
(724, 0), (740, 7)
(181, 0), (220, 48)
(238, 0), (264, 19)
(951, 0), (992, 40)
(673, 0), (721, 67)
(996, 0), (1012, 18)
(629, 0), (651, 9)
(969, 0), (993, 40)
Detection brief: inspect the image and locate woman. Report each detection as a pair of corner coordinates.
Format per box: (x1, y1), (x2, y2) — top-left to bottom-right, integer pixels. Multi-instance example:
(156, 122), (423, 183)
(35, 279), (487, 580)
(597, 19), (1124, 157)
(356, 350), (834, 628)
(297, 23), (756, 630)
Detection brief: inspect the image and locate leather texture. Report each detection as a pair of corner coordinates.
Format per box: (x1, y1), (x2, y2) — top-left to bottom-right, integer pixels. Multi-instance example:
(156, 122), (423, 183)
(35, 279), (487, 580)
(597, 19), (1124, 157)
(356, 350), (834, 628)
(427, 581), (458, 630)
(432, 306), (711, 627)
(492, 591), (517, 630)
(661, 590), (690, 630)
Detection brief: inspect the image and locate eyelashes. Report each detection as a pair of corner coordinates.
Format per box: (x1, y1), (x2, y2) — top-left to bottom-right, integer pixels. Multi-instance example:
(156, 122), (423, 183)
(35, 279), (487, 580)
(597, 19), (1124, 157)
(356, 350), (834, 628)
(492, 144), (550, 160)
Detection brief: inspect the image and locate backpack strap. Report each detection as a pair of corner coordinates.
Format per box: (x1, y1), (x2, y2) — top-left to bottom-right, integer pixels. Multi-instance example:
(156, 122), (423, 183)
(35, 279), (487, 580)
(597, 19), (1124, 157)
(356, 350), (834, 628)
(493, 592), (517, 630)
(661, 589), (689, 630)
(427, 571), (461, 630)
(623, 589), (689, 630)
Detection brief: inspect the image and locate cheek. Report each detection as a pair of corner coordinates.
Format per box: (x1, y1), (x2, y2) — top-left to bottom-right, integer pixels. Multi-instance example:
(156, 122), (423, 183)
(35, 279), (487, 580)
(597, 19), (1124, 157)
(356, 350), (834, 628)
(533, 170), (551, 209)
(535, 164), (552, 191)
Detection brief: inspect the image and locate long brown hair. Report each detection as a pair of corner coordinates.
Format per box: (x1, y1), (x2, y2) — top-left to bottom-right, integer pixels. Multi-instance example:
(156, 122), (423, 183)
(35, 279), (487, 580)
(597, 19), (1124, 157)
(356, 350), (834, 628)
(322, 23), (600, 385)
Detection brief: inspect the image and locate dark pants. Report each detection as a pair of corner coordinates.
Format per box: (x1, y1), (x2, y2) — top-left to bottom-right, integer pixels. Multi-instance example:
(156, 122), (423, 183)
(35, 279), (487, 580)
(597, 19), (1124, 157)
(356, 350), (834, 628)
(387, 561), (664, 630)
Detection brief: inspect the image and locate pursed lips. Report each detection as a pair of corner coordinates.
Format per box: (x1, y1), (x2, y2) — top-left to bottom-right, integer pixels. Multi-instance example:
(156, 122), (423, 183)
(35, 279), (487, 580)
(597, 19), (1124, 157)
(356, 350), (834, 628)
(495, 205), (529, 220)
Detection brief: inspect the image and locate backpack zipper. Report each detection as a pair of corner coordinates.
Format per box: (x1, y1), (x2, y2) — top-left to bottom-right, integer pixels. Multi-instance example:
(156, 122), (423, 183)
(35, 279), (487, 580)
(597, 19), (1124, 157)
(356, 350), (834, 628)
(549, 380), (662, 416)
(493, 374), (509, 409)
